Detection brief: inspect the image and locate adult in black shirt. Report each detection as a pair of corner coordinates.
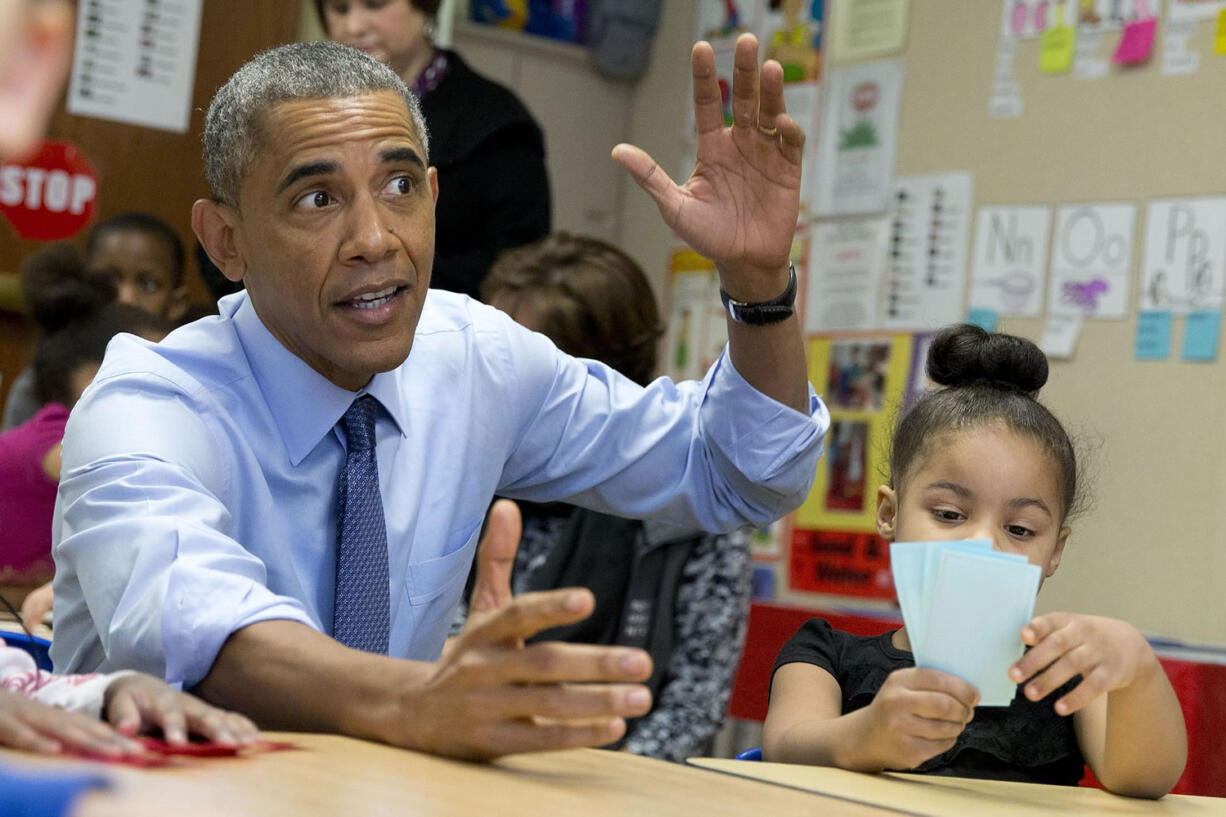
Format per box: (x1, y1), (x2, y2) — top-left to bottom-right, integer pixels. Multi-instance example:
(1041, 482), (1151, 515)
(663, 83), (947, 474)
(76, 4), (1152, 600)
(317, 0), (551, 299)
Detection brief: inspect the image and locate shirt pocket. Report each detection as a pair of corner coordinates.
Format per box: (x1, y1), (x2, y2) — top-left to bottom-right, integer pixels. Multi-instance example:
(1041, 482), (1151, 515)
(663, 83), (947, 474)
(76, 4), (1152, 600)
(405, 518), (480, 606)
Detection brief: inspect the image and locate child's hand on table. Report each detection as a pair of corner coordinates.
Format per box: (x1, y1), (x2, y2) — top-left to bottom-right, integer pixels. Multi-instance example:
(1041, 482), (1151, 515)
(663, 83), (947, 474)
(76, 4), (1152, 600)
(1009, 612), (1158, 716)
(852, 667), (979, 771)
(0, 686), (143, 756)
(104, 673), (261, 746)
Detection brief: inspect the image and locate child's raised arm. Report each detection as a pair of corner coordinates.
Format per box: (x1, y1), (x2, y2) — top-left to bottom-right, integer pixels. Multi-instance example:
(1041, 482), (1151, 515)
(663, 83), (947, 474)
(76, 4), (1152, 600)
(763, 662), (978, 771)
(1010, 612), (1187, 798)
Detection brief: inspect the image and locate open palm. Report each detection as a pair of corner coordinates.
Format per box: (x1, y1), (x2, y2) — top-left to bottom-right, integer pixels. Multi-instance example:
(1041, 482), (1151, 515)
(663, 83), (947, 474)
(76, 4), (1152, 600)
(614, 34), (803, 292)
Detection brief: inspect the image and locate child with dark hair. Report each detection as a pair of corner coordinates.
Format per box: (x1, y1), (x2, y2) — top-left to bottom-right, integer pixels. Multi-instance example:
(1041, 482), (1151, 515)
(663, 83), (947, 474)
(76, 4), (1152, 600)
(763, 324), (1186, 798)
(0, 245), (171, 586)
(85, 211), (189, 323)
(450, 233), (752, 762)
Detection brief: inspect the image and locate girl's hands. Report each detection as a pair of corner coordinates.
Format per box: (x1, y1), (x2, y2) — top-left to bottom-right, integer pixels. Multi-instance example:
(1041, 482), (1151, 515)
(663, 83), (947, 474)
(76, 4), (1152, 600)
(104, 673), (261, 746)
(0, 687), (142, 756)
(1009, 612), (1157, 716)
(852, 667), (979, 771)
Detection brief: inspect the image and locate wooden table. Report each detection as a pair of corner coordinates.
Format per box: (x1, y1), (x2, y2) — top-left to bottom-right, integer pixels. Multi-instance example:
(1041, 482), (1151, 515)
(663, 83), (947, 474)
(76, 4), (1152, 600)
(688, 757), (1226, 816)
(1, 733), (893, 817)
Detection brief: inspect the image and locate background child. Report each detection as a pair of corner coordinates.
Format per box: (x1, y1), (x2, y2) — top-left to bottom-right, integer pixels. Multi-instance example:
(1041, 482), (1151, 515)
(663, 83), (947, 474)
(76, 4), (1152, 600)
(1, 245), (170, 605)
(762, 324), (1186, 798)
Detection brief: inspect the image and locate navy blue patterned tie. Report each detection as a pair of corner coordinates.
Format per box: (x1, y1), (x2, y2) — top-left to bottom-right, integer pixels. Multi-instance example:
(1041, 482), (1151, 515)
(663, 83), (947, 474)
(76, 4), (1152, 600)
(332, 395), (390, 653)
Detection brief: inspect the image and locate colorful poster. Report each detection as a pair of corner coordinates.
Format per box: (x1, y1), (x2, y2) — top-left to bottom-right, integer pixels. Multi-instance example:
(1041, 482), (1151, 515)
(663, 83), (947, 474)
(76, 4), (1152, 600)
(1000, 0), (1077, 39)
(695, 0), (757, 44)
(795, 333), (915, 533)
(758, 0), (824, 82)
(1048, 202), (1136, 318)
(803, 216), (890, 333)
(827, 0), (908, 63)
(882, 172), (974, 331)
(812, 60), (904, 217)
(1140, 198), (1226, 313)
(67, 0), (204, 133)
(662, 249), (726, 382)
(969, 206), (1052, 318)
(789, 529), (894, 599)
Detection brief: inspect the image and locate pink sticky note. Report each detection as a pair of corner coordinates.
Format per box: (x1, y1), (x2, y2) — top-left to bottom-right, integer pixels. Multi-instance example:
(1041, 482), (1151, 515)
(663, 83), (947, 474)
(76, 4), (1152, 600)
(1113, 18), (1156, 64)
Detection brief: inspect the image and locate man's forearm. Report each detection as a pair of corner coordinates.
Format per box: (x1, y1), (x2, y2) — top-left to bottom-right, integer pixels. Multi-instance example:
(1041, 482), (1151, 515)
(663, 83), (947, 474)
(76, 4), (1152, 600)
(193, 620), (428, 744)
(727, 313), (809, 415)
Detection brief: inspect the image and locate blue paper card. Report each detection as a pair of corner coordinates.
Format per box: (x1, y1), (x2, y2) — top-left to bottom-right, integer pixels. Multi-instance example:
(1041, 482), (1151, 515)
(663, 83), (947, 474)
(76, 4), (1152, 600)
(1135, 310), (1173, 361)
(890, 539), (1038, 706)
(966, 308), (999, 332)
(921, 550), (1040, 706)
(1182, 310), (1222, 362)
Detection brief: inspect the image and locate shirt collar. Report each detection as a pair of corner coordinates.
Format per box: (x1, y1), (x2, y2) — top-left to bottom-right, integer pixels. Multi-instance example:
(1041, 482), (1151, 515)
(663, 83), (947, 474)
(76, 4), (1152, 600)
(228, 292), (409, 465)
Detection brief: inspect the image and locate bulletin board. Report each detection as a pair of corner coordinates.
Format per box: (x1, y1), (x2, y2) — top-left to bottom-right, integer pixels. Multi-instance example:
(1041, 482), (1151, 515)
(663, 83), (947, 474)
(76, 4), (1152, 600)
(778, 0), (1226, 648)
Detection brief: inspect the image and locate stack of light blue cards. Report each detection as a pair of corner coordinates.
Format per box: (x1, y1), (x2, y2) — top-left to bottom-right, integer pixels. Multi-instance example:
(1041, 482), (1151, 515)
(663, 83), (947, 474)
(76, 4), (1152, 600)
(890, 539), (1041, 706)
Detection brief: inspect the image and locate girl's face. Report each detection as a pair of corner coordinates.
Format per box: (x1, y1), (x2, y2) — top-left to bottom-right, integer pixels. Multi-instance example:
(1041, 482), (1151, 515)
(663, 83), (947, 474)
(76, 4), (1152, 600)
(876, 424), (1070, 582)
(323, 0), (430, 79)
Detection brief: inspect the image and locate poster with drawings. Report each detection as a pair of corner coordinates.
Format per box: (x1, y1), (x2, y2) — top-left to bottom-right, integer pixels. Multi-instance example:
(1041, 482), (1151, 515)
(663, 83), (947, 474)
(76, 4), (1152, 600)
(999, 0), (1076, 39)
(1140, 198), (1226, 313)
(812, 59), (904, 217)
(1048, 203), (1136, 318)
(881, 172), (973, 331)
(803, 216), (889, 333)
(968, 206), (1052, 318)
(757, 0), (824, 82)
(662, 250), (727, 383)
(695, 0), (758, 44)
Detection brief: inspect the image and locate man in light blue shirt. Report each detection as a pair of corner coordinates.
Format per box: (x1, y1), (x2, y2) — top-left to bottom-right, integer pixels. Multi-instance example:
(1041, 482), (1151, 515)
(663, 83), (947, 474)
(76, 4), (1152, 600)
(52, 36), (827, 760)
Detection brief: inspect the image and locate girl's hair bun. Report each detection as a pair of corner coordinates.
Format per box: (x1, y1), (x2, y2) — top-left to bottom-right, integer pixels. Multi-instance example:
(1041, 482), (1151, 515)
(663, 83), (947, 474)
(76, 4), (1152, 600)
(926, 323), (1048, 395)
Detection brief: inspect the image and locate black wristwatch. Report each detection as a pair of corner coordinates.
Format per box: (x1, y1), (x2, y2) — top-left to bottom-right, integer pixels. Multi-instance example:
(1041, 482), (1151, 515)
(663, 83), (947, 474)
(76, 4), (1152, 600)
(720, 262), (797, 326)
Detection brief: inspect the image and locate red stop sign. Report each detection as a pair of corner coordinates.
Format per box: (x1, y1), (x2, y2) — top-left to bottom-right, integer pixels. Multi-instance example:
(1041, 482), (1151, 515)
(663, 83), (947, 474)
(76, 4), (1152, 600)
(0, 140), (99, 240)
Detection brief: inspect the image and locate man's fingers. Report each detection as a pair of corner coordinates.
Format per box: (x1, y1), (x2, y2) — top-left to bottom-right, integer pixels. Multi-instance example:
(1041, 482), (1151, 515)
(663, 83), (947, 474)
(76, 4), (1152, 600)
(461, 589), (595, 646)
(470, 682), (651, 722)
(481, 716), (628, 759)
(691, 40), (725, 135)
(470, 499), (521, 615)
(611, 144), (683, 226)
(729, 33), (761, 132)
(462, 641), (652, 686)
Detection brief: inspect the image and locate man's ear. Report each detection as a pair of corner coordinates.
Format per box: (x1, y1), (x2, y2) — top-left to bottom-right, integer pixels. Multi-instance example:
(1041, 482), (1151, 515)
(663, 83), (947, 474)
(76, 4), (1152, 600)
(1046, 526), (1070, 578)
(876, 484), (898, 540)
(428, 166), (439, 204)
(192, 199), (246, 283)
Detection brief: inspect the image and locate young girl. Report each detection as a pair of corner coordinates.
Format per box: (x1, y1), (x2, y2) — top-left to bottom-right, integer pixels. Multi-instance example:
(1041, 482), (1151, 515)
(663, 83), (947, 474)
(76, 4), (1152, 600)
(763, 324), (1187, 798)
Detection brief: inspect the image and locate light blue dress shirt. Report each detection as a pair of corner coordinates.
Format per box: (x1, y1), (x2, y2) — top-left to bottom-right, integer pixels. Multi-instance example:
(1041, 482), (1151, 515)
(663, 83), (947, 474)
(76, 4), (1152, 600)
(51, 290), (828, 688)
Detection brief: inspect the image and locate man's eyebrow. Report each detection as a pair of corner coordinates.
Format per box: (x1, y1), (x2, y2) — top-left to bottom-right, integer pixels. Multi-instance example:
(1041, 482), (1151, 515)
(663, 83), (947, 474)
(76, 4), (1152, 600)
(1009, 496), (1053, 517)
(277, 160), (337, 194)
(380, 147), (425, 168)
(924, 480), (972, 498)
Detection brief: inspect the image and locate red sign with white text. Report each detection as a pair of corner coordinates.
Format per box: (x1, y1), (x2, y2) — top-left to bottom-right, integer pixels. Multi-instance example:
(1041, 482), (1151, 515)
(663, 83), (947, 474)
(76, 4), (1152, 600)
(0, 140), (98, 240)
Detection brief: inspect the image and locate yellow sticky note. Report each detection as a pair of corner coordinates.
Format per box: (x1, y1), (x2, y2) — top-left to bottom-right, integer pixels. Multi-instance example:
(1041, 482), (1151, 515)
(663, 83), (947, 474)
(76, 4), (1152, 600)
(1040, 24), (1076, 73)
(1216, 8), (1226, 55)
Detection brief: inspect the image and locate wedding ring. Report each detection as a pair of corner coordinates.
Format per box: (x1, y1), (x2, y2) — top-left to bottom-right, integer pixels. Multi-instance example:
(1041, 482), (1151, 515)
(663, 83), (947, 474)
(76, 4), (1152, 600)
(757, 123), (779, 137)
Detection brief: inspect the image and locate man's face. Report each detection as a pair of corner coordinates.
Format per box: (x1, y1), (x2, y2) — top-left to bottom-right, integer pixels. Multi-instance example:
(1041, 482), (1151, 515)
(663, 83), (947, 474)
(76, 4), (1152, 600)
(225, 91), (437, 390)
(87, 229), (186, 320)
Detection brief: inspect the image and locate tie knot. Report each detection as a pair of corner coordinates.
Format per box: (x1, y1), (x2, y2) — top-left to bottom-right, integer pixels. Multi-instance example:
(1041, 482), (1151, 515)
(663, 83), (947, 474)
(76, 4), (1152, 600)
(341, 396), (378, 452)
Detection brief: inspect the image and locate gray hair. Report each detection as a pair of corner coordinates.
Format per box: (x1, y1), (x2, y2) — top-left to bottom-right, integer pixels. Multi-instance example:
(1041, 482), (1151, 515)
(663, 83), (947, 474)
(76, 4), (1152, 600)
(203, 40), (429, 206)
